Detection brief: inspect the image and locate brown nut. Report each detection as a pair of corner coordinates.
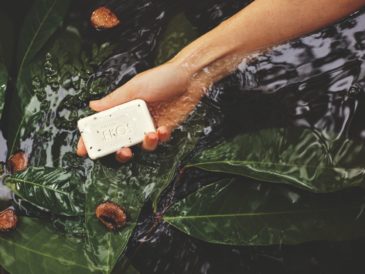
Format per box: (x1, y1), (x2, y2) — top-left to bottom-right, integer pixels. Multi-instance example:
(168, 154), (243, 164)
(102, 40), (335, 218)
(0, 208), (18, 232)
(91, 7), (120, 29)
(96, 202), (127, 230)
(8, 151), (28, 173)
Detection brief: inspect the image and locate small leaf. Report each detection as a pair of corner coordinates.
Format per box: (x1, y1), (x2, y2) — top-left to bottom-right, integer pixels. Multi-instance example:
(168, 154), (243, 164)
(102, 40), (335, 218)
(164, 177), (365, 246)
(188, 128), (365, 193)
(5, 167), (85, 216)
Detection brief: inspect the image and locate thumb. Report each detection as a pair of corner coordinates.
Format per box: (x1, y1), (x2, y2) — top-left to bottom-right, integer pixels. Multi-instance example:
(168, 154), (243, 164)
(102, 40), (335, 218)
(89, 79), (139, 112)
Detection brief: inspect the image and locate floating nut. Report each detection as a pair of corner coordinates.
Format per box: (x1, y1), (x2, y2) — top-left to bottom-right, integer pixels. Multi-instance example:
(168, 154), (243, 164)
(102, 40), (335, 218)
(0, 208), (18, 232)
(91, 7), (120, 29)
(96, 202), (127, 230)
(8, 151), (28, 173)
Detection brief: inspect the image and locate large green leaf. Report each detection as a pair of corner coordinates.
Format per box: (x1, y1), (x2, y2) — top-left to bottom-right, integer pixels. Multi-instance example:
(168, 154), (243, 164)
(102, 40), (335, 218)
(5, 0), (71, 156)
(188, 127), (365, 193)
(164, 177), (365, 245)
(0, 11), (15, 71)
(4, 167), (85, 216)
(0, 60), (7, 119)
(17, 0), (71, 82)
(84, 107), (207, 272)
(0, 11), (14, 119)
(0, 217), (103, 274)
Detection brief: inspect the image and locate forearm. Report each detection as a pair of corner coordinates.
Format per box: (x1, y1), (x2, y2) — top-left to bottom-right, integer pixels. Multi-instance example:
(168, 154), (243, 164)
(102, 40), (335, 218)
(173, 0), (365, 79)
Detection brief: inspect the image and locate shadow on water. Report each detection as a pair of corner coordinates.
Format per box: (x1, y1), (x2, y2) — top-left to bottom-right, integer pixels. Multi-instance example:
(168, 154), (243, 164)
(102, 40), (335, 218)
(1, 0), (365, 273)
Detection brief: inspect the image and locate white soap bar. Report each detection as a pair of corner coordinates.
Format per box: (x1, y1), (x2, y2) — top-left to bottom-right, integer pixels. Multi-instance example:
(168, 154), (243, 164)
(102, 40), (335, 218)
(78, 99), (155, 160)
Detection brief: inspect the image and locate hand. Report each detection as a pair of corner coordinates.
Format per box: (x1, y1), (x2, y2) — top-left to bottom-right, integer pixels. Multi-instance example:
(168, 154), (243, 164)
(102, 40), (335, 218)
(76, 61), (206, 163)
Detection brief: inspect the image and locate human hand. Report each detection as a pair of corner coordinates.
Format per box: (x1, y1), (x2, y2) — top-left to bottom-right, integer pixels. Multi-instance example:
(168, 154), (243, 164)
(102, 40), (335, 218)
(76, 61), (206, 163)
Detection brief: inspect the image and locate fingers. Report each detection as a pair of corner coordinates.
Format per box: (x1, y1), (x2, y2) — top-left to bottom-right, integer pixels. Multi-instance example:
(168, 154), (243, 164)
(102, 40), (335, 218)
(89, 80), (138, 112)
(142, 132), (159, 151)
(157, 126), (171, 142)
(76, 138), (87, 157)
(115, 147), (133, 163)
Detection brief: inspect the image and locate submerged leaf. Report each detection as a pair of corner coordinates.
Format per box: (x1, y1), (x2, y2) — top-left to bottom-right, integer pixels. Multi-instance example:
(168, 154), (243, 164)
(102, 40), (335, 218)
(0, 217), (104, 274)
(5, 167), (85, 216)
(17, 0), (71, 77)
(164, 177), (365, 246)
(188, 128), (365, 193)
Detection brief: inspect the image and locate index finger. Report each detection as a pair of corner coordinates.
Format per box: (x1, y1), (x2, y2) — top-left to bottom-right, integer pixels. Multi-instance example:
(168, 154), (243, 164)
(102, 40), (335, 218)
(89, 79), (138, 112)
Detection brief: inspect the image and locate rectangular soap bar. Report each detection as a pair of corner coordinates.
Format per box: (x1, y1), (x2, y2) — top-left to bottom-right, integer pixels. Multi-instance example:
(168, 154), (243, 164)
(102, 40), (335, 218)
(78, 99), (155, 160)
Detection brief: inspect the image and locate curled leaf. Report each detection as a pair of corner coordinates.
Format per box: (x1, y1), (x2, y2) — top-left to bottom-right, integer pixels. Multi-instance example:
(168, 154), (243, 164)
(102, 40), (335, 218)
(7, 150), (28, 173)
(91, 7), (120, 30)
(96, 201), (127, 230)
(0, 208), (18, 232)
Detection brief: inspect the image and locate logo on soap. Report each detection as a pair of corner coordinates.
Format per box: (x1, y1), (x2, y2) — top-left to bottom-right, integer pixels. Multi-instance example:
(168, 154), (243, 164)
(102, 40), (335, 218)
(101, 123), (132, 141)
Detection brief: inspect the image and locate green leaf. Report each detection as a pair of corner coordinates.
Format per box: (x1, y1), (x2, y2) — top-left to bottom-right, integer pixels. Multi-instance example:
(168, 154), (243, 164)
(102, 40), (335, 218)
(0, 11), (15, 70)
(155, 13), (198, 65)
(0, 61), (7, 119)
(188, 128), (365, 193)
(4, 0), (71, 157)
(84, 108), (207, 272)
(5, 167), (85, 216)
(17, 0), (71, 81)
(0, 11), (14, 119)
(164, 177), (365, 246)
(0, 217), (104, 274)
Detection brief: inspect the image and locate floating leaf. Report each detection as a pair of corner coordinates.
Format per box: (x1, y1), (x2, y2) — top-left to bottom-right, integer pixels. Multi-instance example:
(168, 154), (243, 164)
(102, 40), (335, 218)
(164, 177), (365, 246)
(5, 167), (85, 216)
(188, 128), (365, 193)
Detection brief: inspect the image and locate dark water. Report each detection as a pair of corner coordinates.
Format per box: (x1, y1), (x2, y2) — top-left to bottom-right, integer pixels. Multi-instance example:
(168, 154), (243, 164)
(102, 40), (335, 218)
(1, 0), (365, 273)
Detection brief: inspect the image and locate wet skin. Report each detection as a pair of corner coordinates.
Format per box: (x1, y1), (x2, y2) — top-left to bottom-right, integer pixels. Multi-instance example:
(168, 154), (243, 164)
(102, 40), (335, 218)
(77, 0), (365, 163)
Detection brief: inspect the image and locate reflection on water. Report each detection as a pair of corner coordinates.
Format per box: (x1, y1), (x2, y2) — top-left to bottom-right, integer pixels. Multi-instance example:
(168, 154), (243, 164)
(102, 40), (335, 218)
(1, 0), (365, 273)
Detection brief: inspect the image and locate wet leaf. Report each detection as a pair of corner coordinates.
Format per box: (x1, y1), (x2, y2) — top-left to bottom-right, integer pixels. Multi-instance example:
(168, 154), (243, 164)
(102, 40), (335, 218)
(164, 177), (365, 245)
(0, 217), (104, 274)
(155, 13), (198, 65)
(0, 11), (14, 119)
(84, 110), (207, 272)
(188, 128), (365, 193)
(0, 10), (15, 70)
(17, 0), (71, 80)
(0, 60), (7, 119)
(4, 167), (85, 216)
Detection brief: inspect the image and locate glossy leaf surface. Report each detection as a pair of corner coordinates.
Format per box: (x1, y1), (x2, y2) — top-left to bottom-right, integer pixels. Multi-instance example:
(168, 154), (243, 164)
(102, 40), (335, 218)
(5, 167), (85, 216)
(0, 217), (103, 274)
(0, 11), (13, 119)
(164, 178), (365, 245)
(188, 128), (365, 193)
(17, 0), (71, 78)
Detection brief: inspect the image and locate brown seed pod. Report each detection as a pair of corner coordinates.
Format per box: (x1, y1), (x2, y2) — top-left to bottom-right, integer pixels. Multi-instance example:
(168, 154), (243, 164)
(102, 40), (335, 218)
(96, 202), (127, 230)
(0, 208), (18, 232)
(91, 7), (120, 30)
(8, 151), (28, 173)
